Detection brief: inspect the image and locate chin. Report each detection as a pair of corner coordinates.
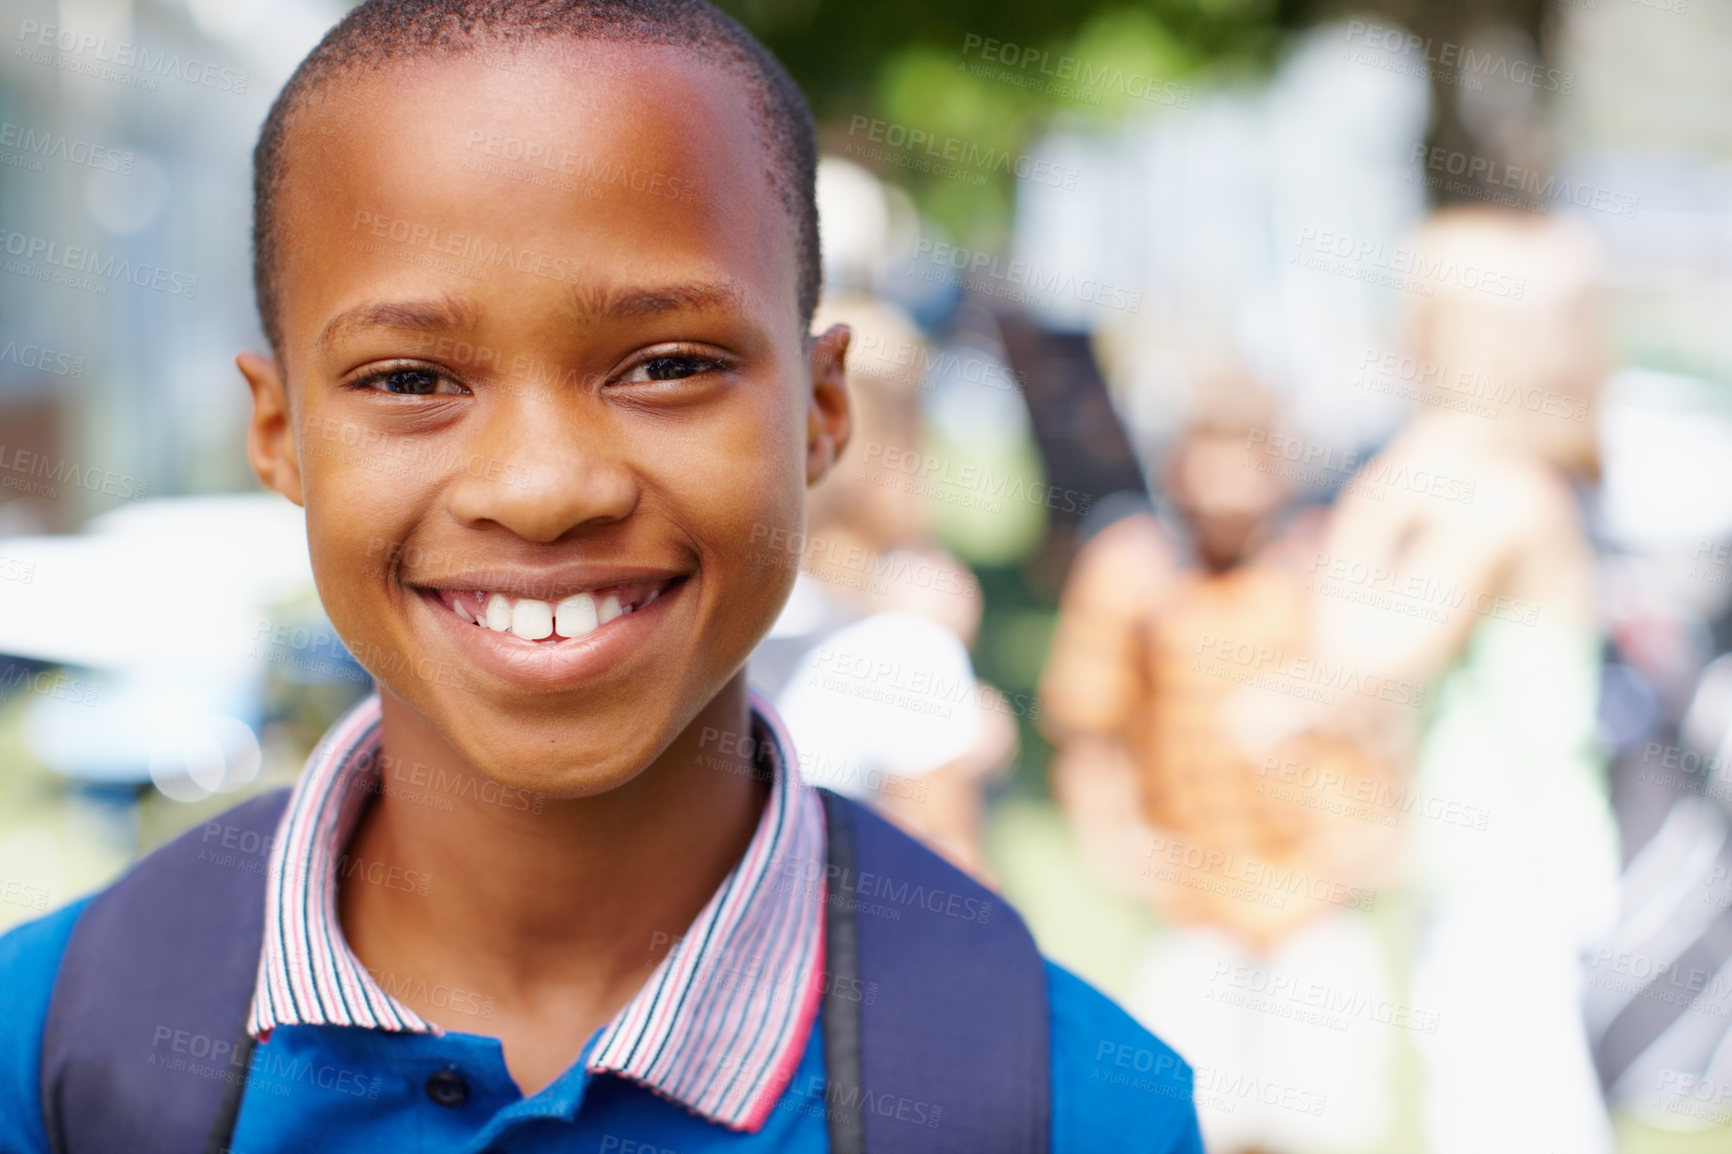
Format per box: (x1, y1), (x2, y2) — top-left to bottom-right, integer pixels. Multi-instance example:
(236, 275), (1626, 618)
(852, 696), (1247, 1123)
(464, 711), (672, 797)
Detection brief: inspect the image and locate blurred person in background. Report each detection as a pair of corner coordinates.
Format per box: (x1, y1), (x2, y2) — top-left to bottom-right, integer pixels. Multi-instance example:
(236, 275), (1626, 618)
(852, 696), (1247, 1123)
(1039, 368), (1404, 1153)
(1585, 358), (1732, 1139)
(749, 293), (1017, 879)
(1589, 628), (1732, 1148)
(1306, 207), (1620, 1154)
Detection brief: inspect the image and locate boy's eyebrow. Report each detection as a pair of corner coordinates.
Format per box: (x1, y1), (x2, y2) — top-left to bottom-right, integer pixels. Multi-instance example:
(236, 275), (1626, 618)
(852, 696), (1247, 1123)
(573, 280), (748, 322)
(313, 283), (747, 356)
(315, 296), (480, 356)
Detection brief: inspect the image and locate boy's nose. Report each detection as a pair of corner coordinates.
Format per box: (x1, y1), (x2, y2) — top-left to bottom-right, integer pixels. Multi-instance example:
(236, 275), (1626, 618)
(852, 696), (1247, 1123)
(443, 395), (638, 543)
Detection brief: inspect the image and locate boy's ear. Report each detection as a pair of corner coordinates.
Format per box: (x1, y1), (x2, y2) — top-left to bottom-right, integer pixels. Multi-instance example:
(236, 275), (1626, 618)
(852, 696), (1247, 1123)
(237, 351), (305, 507)
(804, 323), (852, 488)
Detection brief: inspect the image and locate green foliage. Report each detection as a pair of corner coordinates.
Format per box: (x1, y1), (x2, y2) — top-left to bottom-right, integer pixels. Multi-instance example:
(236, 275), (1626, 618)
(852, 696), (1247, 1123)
(722, 0), (1291, 253)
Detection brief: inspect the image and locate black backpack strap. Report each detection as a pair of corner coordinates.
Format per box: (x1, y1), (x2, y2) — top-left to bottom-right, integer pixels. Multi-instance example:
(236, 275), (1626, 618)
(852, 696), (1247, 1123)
(819, 789), (1050, 1154)
(820, 790), (868, 1154)
(41, 788), (290, 1154)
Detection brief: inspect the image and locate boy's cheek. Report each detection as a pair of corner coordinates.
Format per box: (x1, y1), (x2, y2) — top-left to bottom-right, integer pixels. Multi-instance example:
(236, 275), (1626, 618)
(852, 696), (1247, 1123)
(299, 473), (425, 665)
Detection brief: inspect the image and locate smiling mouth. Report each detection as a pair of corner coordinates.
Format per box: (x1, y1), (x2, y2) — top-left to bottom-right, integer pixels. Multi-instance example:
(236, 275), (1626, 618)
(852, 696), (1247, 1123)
(420, 578), (682, 644)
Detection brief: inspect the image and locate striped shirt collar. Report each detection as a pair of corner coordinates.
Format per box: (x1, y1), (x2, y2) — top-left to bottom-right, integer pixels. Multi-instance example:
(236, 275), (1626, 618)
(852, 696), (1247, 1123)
(249, 690), (828, 1132)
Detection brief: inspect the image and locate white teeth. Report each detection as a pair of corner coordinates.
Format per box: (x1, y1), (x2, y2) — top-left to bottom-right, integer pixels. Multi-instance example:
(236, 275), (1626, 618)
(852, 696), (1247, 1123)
(459, 585), (654, 639)
(556, 592), (598, 638)
(510, 598), (554, 641)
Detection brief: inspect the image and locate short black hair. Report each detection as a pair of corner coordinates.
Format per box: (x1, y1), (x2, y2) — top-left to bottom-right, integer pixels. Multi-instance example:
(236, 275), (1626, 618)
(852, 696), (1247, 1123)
(251, 0), (821, 356)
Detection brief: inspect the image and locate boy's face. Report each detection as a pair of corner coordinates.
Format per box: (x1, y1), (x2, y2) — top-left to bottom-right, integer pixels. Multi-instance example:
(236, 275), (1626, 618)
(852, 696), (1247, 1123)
(1169, 432), (1285, 573)
(241, 42), (849, 795)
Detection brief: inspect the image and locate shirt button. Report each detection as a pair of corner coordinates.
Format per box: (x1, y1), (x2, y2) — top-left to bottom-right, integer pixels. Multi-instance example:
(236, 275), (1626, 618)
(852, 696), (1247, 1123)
(425, 1068), (470, 1108)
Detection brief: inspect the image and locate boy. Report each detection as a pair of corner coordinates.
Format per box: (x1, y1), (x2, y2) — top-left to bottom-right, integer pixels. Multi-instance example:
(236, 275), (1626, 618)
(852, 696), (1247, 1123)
(1039, 378), (1402, 1152)
(0, 2), (1199, 1152)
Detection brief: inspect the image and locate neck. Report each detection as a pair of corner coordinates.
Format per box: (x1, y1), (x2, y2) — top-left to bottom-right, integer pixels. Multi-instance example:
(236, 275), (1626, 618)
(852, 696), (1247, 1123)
(338, 675), (768, 1011)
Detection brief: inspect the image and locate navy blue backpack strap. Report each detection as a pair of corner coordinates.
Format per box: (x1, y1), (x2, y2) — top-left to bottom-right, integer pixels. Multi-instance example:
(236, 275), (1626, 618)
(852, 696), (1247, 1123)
(40, 785), (1046, 1153)
(818, 789), (1050, 1154)
(40, 788), (291, 1154)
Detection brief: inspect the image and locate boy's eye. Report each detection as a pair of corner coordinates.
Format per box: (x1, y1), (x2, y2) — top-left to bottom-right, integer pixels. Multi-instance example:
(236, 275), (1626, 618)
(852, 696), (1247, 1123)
(351, 366), (467, 395)
(618, 355), (727, 384)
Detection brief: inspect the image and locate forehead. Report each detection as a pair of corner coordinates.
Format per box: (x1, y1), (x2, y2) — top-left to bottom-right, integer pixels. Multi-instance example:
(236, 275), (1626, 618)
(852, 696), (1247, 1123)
(274, 40), (796, 353)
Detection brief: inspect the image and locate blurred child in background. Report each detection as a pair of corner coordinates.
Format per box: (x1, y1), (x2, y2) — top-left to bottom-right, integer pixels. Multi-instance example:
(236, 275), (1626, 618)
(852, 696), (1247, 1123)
(1041, 367), (1403, 1153)
(750, 294), (1017, 879)
(1310, 207), (1620, 1154)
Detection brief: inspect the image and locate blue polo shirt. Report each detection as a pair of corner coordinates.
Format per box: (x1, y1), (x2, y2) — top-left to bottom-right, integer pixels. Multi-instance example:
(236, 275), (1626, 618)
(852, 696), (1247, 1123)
(0, 695), (1199, 1151)
(0, 903), (1198, 1152)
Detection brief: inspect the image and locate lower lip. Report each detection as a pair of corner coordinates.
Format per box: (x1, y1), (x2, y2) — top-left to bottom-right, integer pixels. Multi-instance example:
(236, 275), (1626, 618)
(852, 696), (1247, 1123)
(411, 579), (686, 689)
